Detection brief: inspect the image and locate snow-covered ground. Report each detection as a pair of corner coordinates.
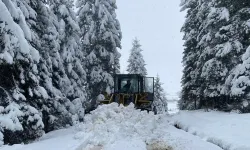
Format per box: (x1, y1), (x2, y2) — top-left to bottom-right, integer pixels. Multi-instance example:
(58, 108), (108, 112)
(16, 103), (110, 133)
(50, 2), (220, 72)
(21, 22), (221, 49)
(167, 100), (179, 114)
(170, 110), (250, 150)
(0, 127), (85, 150)
(2, 103), (250, 150)
(1, 103), (222, 150)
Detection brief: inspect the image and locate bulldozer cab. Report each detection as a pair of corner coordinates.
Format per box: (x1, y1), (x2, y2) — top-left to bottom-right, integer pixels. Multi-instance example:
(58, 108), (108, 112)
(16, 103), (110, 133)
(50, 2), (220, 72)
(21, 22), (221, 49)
(100, 74), (154, 111)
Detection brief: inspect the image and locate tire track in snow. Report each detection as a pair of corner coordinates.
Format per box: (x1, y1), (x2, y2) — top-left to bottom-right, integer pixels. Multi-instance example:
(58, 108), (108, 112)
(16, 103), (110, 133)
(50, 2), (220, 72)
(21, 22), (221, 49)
(173, 122), (227, 150)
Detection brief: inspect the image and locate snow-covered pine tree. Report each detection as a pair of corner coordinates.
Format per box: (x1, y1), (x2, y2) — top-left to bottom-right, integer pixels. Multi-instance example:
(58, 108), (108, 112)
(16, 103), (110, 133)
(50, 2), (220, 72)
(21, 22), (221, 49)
(196, 0), (231, 110)
(25, 0), (64, 132)
(27, 0), (84, 132)
(223, 0), (250, 112)
(1, 0), (89, 145)
(50, 0), (86, 122)
(230, 46), (250, 112)
(76, 0), (122, 109)
(179, 0), (203, 110)
(152, 74), (168, 114)
(180, 0), (250, 112)
(198, 0), (250, 111)
(0, 0), (44, 145)
(180, 0), (230, 110)
(127, 38), (147, 76)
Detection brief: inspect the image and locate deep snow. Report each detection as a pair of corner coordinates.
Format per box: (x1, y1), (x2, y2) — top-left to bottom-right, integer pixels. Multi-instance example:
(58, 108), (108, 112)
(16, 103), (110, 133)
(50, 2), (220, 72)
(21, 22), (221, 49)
(73, 103), (221, 150)
(170, 110), (250, 150)
(3, 103), (250, 150)
(1, 103), (222, 150)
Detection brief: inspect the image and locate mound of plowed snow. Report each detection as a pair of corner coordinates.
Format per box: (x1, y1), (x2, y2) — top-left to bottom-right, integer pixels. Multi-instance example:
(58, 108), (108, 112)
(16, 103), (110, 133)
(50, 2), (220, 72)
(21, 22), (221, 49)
(0, 103), (223, 150)
(75, 103), (222, 150)
(74, 103), (161, 148)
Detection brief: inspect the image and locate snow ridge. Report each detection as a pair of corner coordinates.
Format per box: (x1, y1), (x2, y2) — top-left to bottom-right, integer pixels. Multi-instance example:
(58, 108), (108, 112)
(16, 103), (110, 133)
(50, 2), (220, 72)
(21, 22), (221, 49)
(74, 103), (222, 150)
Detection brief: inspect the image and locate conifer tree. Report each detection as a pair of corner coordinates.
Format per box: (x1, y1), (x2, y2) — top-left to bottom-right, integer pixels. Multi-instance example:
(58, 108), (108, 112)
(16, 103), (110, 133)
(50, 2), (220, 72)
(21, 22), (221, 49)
(0, 0), (91, 145)
(127, 38), (147, 76)
(76, 0), (122, 108)
(29, 0), (86, 132)
(51, 0), (86, 121)
(0, 0), (44, 145)
(197, 0), (230, 109)
(179, 0), (202, 110)
(197, 0), (250, 110)
(153, 74), (168, 114)
(180, 0), (250, 112)
(224, 0), (250, 112)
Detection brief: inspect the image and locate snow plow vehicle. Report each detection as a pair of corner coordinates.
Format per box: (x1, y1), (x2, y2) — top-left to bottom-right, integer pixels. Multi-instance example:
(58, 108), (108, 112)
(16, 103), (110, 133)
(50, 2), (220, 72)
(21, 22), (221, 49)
(99, 74), (154, 111)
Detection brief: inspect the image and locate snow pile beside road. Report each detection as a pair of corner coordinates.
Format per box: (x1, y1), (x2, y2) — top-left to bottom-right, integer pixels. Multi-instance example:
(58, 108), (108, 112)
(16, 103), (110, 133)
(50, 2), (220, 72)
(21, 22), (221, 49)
(170, 110), (250, 150)
(75, 103), (222, 150)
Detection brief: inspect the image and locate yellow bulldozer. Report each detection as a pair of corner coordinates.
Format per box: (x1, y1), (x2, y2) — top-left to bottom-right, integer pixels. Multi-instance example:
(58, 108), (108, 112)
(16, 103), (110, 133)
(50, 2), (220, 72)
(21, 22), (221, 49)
(99, 74), (155, 111)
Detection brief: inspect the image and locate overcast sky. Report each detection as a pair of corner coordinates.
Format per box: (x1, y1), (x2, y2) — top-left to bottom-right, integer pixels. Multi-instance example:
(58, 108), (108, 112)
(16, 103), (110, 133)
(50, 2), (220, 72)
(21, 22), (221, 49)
(116, 0), (186, 99)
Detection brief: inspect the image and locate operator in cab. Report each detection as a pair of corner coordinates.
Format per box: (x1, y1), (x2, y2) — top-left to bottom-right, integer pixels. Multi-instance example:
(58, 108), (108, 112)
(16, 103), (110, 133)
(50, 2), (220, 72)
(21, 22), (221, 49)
(121, 79), (131, 93)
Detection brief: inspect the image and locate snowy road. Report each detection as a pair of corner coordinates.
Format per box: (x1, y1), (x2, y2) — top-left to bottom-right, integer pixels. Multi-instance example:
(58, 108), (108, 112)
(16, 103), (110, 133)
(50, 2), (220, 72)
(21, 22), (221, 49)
(0, 104), (222, 150)
(170, 110), (250, 150)
(74, 125), (222, 150)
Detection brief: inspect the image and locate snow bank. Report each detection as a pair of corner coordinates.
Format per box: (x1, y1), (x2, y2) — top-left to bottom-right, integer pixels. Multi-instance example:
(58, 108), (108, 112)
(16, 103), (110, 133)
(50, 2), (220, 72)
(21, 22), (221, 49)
(0, 127), (82, 150)
(170, 110), (250, 150)
(1, 104), (222, 150)
(74, 103), (158, 149)
(75, 103), (222, 150)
